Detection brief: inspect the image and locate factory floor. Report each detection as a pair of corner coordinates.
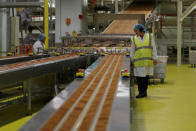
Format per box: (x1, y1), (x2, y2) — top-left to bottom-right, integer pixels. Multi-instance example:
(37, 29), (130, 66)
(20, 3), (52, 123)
(0, 64), (196, 131)
(132, 64), (196, 131)
(0, 96), (52, 131)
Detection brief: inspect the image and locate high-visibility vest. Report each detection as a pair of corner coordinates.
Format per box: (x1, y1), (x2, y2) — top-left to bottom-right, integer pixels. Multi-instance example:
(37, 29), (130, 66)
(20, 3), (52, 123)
(132, 33), (153, 67)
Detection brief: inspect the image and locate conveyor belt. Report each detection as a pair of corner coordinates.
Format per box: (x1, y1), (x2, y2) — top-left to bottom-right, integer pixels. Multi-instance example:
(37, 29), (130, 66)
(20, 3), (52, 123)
(40, 54), (123, 131)
(0, 54), (97, 88)
(0, 54), (75, 71)
(0, 54), (27, 59)
(0, 55), (49, 65)
(103, 3), (154, 34)
(20, 54), (131, 131)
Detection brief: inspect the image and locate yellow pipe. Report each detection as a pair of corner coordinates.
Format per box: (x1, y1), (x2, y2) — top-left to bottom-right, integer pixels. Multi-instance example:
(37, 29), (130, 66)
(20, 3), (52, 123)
(44, 0), (49, 50)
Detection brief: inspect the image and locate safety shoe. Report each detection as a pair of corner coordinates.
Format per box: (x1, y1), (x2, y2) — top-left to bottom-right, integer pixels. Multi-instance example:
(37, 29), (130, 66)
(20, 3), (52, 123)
(136, 94), (147, 98)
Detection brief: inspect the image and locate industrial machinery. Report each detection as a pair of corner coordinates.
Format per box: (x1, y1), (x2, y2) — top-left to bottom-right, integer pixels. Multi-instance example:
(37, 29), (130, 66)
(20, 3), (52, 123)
(28, 51), (34, 56)
(79, 52), (85, 56)
(0, 0), (176, 130)
(125, 52), (130, 56)
(0, 54), (98, 113)
(121, 69), (130, 78)
(7, 52), (13, 56)
(75, 68), (85, 78)
(189, 50), (196, 67)
(55, 51), (60, 56)
(151, 56), (168, 83)
(20, 54), (131, 131)
(100, 51), (105, 56)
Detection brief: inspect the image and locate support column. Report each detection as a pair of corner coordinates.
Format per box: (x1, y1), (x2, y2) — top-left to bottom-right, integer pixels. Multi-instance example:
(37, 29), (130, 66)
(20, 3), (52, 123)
(55, 0), (61, 43)
(100, 0), (104, 6)
(82, 0), (88, 34)
(49, 0), (53, 46)
(24, 79), (32, 115)
(0, 5), (9, 56)
(115, 0), (118, 14)
(44, 0), (49, 49)
(54, 73), (59, 96)
(122, 0), (125, 11)
(177, 0), (182, 66)
(152, 21), (157, 44)
(152, 21), (155, 37)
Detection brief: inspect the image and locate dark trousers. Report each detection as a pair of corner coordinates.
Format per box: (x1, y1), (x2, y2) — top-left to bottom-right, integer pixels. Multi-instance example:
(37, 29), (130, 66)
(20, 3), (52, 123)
(136, 76), (149, 95)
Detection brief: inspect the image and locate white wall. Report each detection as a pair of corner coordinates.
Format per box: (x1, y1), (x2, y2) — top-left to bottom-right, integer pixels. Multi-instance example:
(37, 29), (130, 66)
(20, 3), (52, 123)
(55, 0), (83, 43)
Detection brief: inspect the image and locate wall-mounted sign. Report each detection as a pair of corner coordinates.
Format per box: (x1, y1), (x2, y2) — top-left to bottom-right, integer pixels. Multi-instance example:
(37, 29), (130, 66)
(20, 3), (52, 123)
(66, 18), (71, 25)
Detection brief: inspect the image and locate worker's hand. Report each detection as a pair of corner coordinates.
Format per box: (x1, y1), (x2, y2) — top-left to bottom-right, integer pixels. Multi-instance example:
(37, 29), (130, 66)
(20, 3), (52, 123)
(153, 59), (158, 65)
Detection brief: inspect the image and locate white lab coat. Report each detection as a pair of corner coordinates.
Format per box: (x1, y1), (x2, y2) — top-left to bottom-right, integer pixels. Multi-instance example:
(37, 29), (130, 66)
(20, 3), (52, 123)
(33, 40), (45, 55)
(130, 33), (157, 77)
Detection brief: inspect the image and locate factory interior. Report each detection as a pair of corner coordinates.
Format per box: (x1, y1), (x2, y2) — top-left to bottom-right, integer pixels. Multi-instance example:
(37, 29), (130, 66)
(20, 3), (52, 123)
(0, 0), (196, 130)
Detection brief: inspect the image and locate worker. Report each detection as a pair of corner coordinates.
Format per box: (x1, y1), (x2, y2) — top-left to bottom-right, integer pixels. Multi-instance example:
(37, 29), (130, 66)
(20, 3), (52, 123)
(33, 34), (46, 55)
(130, 24), (158, 98)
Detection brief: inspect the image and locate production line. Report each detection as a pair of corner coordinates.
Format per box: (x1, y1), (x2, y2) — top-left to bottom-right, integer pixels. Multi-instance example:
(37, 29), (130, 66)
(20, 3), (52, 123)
(3, 0), (196, 130)
(0, 55), (50, 65)
(0, 54), (99, 113)
(1, 1), (153, 130)
(19, 54), (131, 131)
